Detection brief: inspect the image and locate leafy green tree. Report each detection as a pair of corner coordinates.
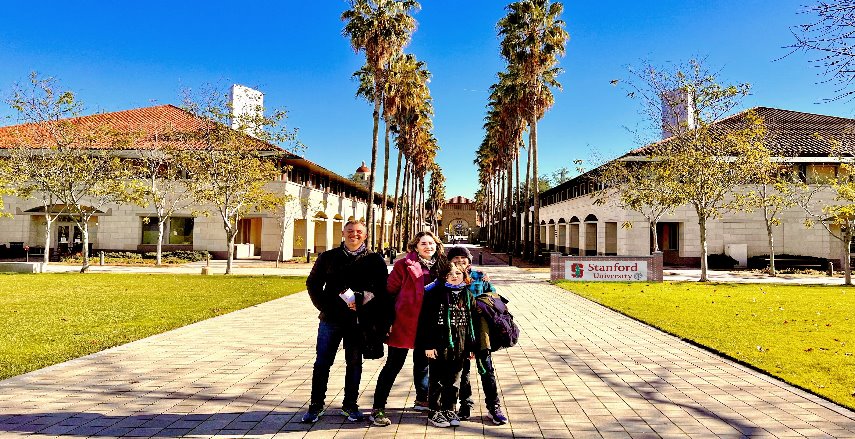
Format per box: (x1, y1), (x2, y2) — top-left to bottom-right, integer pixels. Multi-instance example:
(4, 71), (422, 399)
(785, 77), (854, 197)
(729, 159), (800, 276)
(498, 0), (569, 259)
(595, 158), (685, 253)
(129, 123), (199, 266)
(794, 136), (855, 285)
(624, 60), (769, 281)
(5, 73), (145, 271)
(182, 86), (299, 274)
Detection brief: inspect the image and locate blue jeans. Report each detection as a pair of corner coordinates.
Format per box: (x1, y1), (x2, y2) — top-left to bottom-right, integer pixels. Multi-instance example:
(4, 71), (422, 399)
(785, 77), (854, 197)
(372, 346), (429, 409)
(310, 320), (362, 408)
(459, 351), (499, 408)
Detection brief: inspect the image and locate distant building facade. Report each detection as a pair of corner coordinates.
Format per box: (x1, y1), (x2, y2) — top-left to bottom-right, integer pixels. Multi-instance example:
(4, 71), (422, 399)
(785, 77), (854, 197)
(0, 104), (393, 261)
(440, 196), (479, 243)
(534, 107), (851, 267)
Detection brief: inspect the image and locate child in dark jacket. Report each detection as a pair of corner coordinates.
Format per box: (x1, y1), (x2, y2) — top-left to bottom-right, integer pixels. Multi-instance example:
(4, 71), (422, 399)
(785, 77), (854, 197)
(418, 262), (476, 428)
(447, 246), (508, 426)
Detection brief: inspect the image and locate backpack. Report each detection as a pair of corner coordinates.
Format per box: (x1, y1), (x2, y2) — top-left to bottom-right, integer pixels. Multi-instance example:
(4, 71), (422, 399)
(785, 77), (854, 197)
(476, 294), (519, 351)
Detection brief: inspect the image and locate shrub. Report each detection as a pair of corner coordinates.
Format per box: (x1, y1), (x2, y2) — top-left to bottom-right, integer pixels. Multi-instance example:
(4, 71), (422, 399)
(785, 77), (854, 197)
(707, 253), (738, 269)
(747, 254), (830, 270)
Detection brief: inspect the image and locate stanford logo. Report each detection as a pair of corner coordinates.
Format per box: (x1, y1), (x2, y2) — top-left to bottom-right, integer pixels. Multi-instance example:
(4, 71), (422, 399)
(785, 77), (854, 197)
(570, 263), (584, 278)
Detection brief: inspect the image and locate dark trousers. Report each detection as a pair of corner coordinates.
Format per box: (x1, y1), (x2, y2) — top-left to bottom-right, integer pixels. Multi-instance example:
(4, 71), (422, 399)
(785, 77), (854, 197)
(310, 320), (362, 408)
(372, 346), (429, 409)
(459, 350), (499, 408)
(428, 351), (467, 411)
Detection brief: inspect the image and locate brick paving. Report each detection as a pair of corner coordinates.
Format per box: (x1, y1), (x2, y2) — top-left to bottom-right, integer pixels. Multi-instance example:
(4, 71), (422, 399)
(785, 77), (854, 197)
(1, 267), (854, 438)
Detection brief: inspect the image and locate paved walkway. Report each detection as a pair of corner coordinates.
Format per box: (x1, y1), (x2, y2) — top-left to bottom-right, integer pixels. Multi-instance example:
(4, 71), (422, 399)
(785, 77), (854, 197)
(1, 267), (854, 438)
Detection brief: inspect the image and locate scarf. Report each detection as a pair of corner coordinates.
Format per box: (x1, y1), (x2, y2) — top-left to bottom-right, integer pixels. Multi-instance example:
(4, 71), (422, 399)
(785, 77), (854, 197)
(419, 256), (435, 269)
(344, 243), (366, 257)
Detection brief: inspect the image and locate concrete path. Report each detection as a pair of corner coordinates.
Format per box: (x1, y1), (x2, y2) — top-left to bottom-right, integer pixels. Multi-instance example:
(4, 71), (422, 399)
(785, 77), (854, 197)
(1, 267), (854, 438)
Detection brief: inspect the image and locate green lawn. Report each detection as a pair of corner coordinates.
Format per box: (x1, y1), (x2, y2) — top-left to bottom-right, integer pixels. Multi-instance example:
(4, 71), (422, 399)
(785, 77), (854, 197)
(0, 273), (307, 380)
(555, 281), (855, 411)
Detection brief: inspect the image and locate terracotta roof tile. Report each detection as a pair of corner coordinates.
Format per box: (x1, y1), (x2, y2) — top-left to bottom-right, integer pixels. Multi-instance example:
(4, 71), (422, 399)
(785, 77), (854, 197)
(0, 104), (279, 151)
(628, 107), (855, 157)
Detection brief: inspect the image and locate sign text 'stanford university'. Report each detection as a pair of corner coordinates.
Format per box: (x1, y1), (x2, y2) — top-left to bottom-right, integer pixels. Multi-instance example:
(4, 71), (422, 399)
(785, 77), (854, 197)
(565, 260), (648, 281)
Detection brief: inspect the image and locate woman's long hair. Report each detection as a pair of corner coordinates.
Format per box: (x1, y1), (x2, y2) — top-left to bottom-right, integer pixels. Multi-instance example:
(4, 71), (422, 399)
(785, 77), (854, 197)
(406, 231), (447, 273)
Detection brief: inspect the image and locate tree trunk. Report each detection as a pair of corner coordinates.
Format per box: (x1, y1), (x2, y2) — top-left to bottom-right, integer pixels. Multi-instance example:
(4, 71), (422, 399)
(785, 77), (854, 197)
(419, 177), (425, 231)
(698, 215), (709, 282)
(43, 216), (53, 265)
(515, 151), (521, 256)
(524, 144), (531, 259)
(507, 161), (514, 253)
(531, 120), (541, 261)
(226, 226), (236, 275)
(650, 220), (659, 253)
(80, 222), (90, 274)
(400, 158), (410, 248)
(380, 124), (391, 252)
(367, 92), (381, 251)
(156, 218), (165, 266)
(844, 230), (852, 286)
(391, 149), (403, 251)
(767, 221), (776, 277)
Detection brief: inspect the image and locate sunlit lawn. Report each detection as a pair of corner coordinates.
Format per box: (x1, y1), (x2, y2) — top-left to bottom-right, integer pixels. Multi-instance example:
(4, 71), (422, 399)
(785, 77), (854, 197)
(0, 273), (307, 380)
(555, 281), (855, 411)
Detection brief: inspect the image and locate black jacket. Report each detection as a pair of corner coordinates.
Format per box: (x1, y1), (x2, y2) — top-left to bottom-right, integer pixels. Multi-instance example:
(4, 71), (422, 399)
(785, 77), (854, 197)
(416, 282), (476, 356)
(306, 243), (389, 325)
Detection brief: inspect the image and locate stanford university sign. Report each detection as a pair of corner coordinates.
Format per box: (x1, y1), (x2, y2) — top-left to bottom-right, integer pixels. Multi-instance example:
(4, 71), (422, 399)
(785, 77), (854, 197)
(551, 253), (663, 282)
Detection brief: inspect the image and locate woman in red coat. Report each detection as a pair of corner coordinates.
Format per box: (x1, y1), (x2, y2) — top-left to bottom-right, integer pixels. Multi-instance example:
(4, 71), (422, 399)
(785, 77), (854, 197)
(370, 230), (446, 426)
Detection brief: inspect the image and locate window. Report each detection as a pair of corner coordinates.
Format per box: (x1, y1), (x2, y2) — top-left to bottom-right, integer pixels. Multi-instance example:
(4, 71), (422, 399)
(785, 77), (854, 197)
(141, 217), (194, 245)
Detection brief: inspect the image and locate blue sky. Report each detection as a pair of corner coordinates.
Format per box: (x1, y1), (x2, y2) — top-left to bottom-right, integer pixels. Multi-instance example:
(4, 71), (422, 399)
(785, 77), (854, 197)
(0, 1), (851, 198)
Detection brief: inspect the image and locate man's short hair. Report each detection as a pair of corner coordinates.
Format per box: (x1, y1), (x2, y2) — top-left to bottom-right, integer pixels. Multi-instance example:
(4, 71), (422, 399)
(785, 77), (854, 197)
(344, 219), (366, 229)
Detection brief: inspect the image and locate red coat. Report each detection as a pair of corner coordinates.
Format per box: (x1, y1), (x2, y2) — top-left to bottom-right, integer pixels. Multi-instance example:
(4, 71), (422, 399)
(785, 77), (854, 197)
(386, 252), (435, 349)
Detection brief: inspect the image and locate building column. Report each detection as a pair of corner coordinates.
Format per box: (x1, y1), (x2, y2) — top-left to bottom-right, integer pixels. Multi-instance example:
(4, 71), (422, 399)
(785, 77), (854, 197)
(325, 219), (334, 251)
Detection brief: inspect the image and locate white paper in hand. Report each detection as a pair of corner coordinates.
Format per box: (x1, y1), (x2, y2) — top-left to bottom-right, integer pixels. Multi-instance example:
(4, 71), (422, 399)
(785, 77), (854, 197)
(339, 288), (356, 305)
(362, 291), (374, 305)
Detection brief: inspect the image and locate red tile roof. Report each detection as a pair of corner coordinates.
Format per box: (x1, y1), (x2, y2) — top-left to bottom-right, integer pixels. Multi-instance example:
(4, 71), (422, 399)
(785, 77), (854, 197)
(0, 104), (280, 151)
(628, 107), (855, 157)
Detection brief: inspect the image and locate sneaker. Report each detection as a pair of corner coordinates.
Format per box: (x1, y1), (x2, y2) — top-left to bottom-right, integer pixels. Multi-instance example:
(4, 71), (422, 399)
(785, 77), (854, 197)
(444, 410), (460, 427)
(428, 410), (451, 428)
(341, 406), (365, 422)
(412, 400), (430, 411)
(301, 404), (324, 423)
(457, 404), (471, 421)
(369, 408), (391, 427)
(488, 406), (508, 425)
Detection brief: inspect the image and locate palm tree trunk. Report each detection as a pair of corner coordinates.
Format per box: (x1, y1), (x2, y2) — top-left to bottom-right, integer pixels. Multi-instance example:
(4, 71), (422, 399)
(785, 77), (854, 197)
(531, 119), (541, 261)
(515, 149), (521, 256)
(524, 144), (531, 259)
(379, 124), (391, 252)
(400, 157), (410, 247)
(391, 149), (403, 251)
(506, 161), (513, 254)
(367, 92), (381, 251)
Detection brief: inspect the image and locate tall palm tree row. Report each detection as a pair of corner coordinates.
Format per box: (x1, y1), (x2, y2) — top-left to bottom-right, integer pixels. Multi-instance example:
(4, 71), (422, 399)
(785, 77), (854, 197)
(342, 0), (420, 250)
(475, 0), (568, 261)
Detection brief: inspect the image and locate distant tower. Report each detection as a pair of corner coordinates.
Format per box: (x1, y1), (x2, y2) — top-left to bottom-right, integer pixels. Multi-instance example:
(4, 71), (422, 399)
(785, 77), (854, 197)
(661, 88), (696, 139)
(353, 161), (371, 187)
(229, 84), (264, 137)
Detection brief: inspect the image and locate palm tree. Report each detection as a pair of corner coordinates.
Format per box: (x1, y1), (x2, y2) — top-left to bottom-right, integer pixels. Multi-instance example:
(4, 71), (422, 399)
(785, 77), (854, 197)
(498, 0), (568, 260)
(342, 0), (419, 250)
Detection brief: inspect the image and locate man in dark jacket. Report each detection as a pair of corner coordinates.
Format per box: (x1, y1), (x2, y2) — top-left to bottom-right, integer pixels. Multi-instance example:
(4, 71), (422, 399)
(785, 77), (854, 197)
(301, 220), (389, 423)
